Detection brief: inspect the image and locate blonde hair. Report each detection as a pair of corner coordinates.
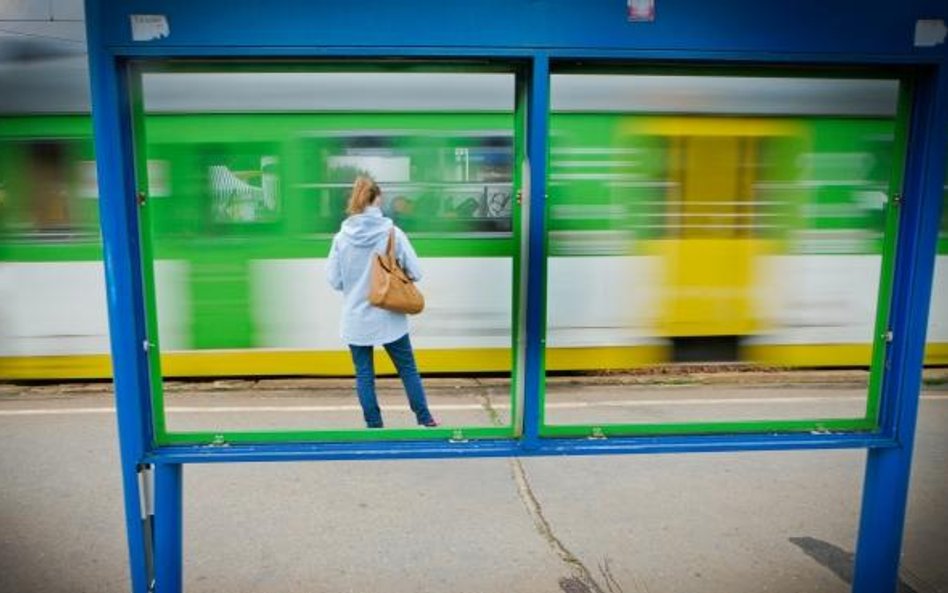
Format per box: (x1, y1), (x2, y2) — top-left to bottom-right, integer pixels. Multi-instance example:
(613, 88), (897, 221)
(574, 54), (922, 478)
(346, 175), (381, 215)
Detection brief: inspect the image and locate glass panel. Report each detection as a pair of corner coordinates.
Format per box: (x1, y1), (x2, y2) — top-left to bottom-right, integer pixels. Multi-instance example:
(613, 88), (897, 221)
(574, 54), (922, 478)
(139, 68), (516, 441)
(544, 73), (900, 434)
(926, 151), (948, 367)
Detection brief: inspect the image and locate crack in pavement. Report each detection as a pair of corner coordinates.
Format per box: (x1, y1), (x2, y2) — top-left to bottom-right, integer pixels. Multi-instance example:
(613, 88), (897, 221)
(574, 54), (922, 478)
(476, 387), (633, 593)
(510, 456), (628, 593)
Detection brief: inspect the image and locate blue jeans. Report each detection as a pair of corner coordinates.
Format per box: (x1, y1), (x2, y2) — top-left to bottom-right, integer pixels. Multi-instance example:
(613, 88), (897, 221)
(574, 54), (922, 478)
(348, 333), (434, 428)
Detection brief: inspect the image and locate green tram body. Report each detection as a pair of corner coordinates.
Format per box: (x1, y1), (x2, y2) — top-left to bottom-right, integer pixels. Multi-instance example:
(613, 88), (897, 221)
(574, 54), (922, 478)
(1, 111), (945, 379)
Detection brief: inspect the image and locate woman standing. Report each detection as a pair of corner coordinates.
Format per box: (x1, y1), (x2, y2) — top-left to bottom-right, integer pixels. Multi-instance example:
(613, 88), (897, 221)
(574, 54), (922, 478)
(327, 176), (438, 428)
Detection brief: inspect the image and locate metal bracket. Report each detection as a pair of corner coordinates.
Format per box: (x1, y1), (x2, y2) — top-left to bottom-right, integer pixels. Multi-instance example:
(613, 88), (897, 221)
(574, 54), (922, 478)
(209, 434), (229, 447)
(137, 190), (147, 206)
(891, 192), (903, 206)
(884, 329), (894, 343)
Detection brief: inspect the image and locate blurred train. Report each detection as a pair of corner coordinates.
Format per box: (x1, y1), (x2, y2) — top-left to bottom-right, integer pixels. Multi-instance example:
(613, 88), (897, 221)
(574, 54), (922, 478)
(1, 62), (946, 379)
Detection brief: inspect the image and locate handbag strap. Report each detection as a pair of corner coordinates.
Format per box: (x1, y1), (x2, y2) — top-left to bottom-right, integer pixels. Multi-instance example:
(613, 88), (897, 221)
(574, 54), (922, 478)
(386, 228), (396, 258)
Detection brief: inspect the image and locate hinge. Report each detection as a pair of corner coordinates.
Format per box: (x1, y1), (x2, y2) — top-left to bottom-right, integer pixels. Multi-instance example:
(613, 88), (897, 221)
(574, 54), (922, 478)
(137, 190), (147, 206)
(883, 329), (894, 343)
(891, 192), (902, 207)
(137, 464), (156, 591)
(137, 463), (154, 520)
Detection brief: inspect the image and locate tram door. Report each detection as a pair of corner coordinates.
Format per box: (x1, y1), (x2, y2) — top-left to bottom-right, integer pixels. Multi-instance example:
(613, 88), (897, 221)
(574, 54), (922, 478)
(642, 121), (794, 362)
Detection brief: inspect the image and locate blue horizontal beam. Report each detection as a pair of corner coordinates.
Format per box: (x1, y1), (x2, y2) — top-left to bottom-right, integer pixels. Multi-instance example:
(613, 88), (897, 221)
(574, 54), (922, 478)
(110, 46), (537, 59)
(105, 44), (945, 66)
(91, 0), (948, 60)
(147, 433), (896, 465)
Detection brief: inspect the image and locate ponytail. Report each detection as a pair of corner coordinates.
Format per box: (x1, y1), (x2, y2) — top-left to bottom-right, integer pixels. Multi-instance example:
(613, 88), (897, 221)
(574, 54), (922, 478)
(346, 175), (381, 215)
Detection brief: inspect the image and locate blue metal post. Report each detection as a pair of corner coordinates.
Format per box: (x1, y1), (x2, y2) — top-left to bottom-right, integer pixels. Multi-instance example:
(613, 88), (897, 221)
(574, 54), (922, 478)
(852, 66), (948, 593)
(520, 55), (550, 447)
(154, 464), (184, 593)
(84, 3), (157, 592)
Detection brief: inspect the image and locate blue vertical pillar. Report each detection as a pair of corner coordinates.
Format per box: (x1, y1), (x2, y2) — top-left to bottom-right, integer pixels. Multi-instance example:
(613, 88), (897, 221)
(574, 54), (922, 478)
(852, 66), (948, 593)
(84, 3), (157, 592)
(154, 464), (184, 593)
(520, 54), (550, 447)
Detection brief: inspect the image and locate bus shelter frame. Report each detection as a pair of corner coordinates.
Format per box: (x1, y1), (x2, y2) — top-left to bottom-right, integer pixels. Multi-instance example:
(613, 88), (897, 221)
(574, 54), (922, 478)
(83, 2), (948, 592)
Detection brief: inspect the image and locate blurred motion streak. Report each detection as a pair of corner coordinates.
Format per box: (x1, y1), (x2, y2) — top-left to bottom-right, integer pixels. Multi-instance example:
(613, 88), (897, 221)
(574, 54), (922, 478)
(1, 64), (946, 380)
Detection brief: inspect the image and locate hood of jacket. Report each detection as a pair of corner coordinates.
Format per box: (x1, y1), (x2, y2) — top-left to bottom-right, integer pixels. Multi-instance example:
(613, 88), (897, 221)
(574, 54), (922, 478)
(339, 206), (394, 247)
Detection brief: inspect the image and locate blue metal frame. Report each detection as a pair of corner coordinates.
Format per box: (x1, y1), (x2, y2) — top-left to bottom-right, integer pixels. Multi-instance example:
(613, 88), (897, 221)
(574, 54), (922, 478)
(83, 1), (947, 592)
(86, 1), (948, 59)
(852, 66), (948, 592)
(85, 4), (156, 591)
(520, 54), (550, 449)
(145, 432), (894, 465)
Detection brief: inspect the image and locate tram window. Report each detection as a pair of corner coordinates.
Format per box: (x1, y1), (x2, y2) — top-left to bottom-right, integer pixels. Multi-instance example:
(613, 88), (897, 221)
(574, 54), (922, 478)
(27, 143), (70, 231)
(202, 147), (281, 226)
(666, 136), (750, 239)
(660, 135), (801, 240)
(300, 132), (513, 235)
(0, 140), (97, 241)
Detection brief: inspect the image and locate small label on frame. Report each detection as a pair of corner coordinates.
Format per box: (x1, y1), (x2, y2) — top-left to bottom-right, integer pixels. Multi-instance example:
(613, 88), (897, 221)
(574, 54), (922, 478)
(914, 19), (947, 48)
(628, 0), (655, 22)
(130, 14), (170, 42)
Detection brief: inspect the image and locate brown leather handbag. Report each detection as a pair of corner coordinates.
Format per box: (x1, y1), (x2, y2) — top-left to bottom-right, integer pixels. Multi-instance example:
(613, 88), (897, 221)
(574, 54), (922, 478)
(368, 229), (425, 314)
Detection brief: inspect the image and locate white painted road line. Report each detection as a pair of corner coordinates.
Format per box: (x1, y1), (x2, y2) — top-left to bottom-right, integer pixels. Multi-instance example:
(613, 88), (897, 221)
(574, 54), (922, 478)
(0, 394), (945, 416)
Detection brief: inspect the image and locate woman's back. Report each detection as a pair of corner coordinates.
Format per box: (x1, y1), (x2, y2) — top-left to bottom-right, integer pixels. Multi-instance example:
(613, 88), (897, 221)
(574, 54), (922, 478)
(327, 206), (423, 346)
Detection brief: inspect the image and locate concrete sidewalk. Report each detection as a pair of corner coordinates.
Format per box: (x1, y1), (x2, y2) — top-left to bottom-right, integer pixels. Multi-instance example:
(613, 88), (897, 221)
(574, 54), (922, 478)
(0, 370), (948, 593)
(0, 372), (945, 593)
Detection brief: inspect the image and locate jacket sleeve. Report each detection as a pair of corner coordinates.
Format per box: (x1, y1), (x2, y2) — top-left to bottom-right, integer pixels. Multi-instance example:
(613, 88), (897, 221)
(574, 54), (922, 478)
(326, 235), (344, 291)
(394, 227), (423, 282)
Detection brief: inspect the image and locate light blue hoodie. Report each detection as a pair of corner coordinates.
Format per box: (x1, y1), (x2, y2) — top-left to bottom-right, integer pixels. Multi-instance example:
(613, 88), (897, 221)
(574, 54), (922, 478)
(327, 206), (423, 346)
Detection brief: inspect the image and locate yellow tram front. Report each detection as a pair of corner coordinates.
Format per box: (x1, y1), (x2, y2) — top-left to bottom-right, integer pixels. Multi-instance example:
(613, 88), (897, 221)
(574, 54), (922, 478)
(623, 117), (806, 361)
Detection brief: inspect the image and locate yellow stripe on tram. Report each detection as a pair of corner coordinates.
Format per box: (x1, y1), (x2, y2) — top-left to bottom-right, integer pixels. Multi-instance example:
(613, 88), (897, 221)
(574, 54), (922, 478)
(0, 354), (113, 381)
(741, 344), (875, 368)
(1, 344), (945, 381)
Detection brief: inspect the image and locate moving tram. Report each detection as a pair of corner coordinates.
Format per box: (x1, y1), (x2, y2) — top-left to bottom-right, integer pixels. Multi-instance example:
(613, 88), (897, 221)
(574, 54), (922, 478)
(1, 64), (944, 379)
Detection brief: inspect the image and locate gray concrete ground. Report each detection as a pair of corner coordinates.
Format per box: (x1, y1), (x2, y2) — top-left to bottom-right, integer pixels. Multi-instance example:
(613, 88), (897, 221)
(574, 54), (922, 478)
(0, 370), (946, 593)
